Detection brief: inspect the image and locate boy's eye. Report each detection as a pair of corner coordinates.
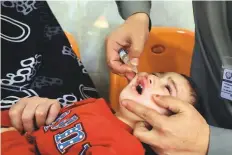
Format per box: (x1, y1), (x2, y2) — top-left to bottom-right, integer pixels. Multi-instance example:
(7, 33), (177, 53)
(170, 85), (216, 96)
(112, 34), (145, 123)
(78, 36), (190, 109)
(136, 84), (143, 95)
(165, 85), (171, 94)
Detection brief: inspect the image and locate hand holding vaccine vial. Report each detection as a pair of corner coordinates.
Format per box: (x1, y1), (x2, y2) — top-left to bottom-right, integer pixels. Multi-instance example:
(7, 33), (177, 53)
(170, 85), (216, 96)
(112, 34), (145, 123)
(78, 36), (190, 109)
(119, 49), (138, 73)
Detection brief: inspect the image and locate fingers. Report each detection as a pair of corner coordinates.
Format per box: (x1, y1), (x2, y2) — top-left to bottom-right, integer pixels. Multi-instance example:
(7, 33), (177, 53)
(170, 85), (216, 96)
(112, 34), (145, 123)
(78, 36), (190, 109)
(128, 33), (146, 63)
(153, 95), (189, 114)
(9, 98), (28, 132)
(35, 99), (52, 127)
(45, 100), (61, 125)
(125, 72), (136, 81)
(134, 122), (149, 133)
(22, 97), (44, 132)
(106, 28), (139, 75)
(121, 100), (167, 127)
(106, 39), (133, 74)
(9, 97), (61, 132)
(106, 13), (149, 76)
(126, 34), (145, 67)
(108, 60), (133, 74)
(36, 99), (60, 126)
(133, 122), (160, 146)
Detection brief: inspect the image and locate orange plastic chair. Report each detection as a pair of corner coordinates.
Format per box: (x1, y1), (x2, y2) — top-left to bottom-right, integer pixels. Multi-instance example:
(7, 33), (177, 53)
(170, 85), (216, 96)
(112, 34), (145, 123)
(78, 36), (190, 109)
(109, 27), (195, 111)
(65, 32), (81, 59)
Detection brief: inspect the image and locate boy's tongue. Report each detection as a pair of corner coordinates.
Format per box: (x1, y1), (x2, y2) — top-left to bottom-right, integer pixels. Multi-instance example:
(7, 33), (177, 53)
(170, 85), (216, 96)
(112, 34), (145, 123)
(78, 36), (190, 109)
(138, 76), (147, 87)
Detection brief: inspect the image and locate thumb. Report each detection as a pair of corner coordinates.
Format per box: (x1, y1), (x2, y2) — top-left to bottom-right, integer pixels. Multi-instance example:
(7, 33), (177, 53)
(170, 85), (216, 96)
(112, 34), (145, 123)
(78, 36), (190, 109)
(125, 72), (136, 81)
(109, 60), (133, 74)
(133, 122), (155, 145)
(46, 101), (61, 125)
(128, 34), (146, 66)
(153, 95), (188, 114)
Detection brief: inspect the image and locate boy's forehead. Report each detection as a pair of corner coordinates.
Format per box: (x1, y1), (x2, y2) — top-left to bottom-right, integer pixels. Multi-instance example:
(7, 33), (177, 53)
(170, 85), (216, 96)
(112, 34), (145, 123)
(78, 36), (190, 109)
(152, 72), (188, 83)
(152, 72), (168, 77)
(152, 72), (180, 76)
(152, 72), (164, 76)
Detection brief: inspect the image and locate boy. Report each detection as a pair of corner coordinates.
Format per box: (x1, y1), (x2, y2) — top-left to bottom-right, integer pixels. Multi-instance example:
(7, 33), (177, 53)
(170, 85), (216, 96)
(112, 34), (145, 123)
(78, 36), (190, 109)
(1, 72), (199, 155)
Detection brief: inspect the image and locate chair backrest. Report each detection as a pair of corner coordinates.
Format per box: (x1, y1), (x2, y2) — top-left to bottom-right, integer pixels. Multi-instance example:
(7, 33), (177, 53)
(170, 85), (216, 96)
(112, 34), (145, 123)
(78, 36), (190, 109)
(109, 27), (195, 110)
(65, 32), (81, 58)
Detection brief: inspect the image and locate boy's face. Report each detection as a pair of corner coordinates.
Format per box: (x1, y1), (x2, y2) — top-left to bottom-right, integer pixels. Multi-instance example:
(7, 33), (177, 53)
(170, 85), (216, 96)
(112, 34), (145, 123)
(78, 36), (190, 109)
(119, 72), (194, 116)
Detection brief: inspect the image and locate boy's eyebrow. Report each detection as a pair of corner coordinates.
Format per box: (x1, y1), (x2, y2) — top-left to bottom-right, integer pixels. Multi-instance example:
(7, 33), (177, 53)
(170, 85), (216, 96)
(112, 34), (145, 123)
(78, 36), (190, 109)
(152, 73), (158, 76)
(152, 73), (178, 92)
(169, 77), (178, 94)
(152, 72), (163, 77)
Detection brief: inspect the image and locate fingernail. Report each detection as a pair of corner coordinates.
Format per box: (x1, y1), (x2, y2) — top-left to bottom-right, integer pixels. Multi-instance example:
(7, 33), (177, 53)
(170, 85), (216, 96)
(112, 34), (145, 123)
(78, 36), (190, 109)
(121, 101), (127, 106)
(153, 94), (160, 99)
(127, 67), (133, 72)
(130, 58), (139, 66)
(126, 72), (135, 80)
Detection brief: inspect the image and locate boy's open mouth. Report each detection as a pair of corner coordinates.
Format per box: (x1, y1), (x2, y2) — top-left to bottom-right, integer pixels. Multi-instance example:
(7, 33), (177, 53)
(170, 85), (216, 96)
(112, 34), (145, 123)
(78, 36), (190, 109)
(135, 77), (146, 95)
(136, 84), (143, 95)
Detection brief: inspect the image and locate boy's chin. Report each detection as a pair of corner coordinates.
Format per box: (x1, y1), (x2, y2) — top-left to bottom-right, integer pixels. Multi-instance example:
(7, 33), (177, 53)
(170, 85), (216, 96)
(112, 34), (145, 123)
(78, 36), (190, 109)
(119, 93), (135, 105)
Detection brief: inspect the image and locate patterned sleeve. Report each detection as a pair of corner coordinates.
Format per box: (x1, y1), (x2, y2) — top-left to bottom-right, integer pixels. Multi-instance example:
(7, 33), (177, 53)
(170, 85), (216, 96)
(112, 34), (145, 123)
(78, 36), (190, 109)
(1, 1), (98, 110)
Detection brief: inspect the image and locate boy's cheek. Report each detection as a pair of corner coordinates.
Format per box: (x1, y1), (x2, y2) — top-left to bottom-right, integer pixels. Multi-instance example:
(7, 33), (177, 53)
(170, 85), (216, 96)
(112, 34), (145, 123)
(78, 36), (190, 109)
(120, 88), (170, 115)
(120, 89), (148, 106)
(119, 88), (135, 102)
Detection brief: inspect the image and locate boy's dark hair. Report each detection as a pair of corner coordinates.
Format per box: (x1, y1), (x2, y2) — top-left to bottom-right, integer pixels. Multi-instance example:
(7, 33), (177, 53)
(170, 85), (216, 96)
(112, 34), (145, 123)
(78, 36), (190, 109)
(181, 74), (204, 116)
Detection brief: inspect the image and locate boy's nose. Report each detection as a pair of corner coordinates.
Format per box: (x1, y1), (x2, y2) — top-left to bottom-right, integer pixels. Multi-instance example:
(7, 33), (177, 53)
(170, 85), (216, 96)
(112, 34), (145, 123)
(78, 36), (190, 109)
(148, 76), (153, 85)
(148, 74), (163, 88)
(148, 74), (157, 85)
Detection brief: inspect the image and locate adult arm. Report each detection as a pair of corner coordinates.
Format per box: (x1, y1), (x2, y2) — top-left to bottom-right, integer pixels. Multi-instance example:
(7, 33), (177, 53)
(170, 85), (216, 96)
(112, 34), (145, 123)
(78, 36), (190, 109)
(116, 1), (152, 31)
(208, 126), (232, 154)
(116, 1), (151, 20)
(191, 1), (232, 154)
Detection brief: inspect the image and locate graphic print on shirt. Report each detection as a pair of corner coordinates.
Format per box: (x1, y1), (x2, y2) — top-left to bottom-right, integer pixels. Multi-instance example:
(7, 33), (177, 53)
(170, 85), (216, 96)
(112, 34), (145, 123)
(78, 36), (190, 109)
(0, 54), (41, 109)
(55, 123), (86, 154)
(1, 0), (37, 16)
(79, 143), (91, 155)
(79, 84), (97, 99)
(57, 83), (97, 107)
(0, 89), (38, 109)
(0, 14), (31, 42)
(57, 94), (81, 108)
(30, 76), (63, 89)
(1, 54), (42, 91)
(44, 25), (63, 40)
(1, 1), (99, 111)
(44, 110), (78, 132)
(43, 110), (89, 154)
(61, 45), (87, 74)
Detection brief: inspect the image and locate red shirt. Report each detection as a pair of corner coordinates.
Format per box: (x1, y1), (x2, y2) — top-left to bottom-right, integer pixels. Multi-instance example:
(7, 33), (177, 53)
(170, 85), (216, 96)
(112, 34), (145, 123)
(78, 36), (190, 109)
(2, 98), (145, 155)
